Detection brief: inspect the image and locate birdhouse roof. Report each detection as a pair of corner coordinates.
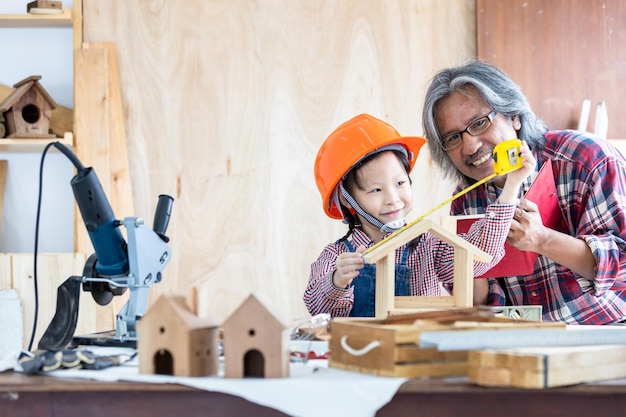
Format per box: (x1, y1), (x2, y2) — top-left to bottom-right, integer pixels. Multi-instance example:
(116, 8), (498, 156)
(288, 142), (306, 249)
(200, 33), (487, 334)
(363, 218), (492, 264)
(222, 292), (290, 331)
(141, 295), (219, 331)
(0, 75), (57, 113)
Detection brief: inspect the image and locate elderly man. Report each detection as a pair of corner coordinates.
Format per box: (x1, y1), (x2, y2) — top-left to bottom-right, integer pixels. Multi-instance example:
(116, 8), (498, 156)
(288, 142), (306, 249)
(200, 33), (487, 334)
(421, 61), (626, 324)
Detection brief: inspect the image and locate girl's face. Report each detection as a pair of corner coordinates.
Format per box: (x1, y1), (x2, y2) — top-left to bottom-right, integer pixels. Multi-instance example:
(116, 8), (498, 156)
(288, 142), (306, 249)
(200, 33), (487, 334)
(435, 86), (521, 187)
(350, 151), (412, 240)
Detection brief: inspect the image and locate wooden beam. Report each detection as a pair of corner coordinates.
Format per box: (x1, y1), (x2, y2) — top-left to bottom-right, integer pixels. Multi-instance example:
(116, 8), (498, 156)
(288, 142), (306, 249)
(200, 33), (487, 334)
(74, 43), (134, 253)
(452, 248), (474, 307)
(469, 345), (626, 388)
(374, 255), (395, 319)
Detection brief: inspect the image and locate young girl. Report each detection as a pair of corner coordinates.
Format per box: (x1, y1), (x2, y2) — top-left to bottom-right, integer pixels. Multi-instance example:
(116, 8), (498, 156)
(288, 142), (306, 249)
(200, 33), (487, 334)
(303, 113), (535, 317)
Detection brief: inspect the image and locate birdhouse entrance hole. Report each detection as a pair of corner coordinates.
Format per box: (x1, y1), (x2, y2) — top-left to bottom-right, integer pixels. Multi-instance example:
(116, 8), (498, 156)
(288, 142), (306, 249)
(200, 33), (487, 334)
(22, 104), (41, 124)
(243, 349), (265, 377)
(153, 349), (174, 375)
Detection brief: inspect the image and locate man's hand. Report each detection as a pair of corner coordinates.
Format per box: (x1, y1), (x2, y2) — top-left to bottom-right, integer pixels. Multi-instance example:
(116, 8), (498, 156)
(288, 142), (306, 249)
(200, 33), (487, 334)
(508, 198), (597, 279)
(507, 198), (545, 252)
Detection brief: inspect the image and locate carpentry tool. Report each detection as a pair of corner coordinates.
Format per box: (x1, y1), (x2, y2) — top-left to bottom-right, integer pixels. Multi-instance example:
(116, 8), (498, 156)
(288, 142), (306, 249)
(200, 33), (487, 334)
(363, 138), (524, 258)
(37, 142), (173, 351)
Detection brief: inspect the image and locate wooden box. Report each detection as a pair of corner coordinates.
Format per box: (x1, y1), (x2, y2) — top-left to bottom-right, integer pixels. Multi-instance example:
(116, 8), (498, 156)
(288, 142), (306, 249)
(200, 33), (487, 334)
(329, 318), (468, 378)
(328, 307), (556, 378)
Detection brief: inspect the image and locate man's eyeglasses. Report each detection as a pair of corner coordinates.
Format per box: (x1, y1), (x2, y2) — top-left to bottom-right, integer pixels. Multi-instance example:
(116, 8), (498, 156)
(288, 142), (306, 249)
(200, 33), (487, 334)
(440, 110), (498, 151)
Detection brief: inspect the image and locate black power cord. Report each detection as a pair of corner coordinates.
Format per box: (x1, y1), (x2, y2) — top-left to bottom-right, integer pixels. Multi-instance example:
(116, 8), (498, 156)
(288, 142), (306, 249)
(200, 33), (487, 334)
(27, 141), (82, 352)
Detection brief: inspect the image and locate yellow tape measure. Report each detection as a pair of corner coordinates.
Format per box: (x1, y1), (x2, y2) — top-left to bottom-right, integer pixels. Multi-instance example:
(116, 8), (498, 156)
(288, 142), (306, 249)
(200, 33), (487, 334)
(362, 139), (523, 256)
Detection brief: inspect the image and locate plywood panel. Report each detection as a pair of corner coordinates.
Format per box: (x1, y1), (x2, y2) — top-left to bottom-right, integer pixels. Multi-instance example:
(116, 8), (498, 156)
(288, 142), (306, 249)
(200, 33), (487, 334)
(80, 0), (474, 324)
(477, 0), (626, 139)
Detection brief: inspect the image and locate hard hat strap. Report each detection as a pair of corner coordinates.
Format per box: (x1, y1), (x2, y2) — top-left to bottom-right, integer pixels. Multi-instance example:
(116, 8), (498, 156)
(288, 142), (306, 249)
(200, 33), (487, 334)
(339, 183), (406, 233)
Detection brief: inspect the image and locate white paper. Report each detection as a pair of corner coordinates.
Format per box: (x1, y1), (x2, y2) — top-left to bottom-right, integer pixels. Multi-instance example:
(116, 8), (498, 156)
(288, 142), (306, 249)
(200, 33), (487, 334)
(0, 289), (22, 372)
(42, 345), (406, 417)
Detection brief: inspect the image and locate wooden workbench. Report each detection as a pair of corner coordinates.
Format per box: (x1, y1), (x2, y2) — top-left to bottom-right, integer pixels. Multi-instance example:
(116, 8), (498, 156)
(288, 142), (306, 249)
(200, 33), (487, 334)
(3, 371), (626, 417)
(0, 371), (287, 417)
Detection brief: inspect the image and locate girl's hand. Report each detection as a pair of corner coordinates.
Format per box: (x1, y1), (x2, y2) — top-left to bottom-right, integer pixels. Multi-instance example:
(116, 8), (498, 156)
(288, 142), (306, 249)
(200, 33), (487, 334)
(332, 245), (365, 288)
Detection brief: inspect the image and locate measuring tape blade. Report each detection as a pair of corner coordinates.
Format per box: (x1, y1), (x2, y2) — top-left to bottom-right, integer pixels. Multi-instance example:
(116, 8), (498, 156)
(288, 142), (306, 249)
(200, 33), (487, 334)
(362, 139), (523, 257)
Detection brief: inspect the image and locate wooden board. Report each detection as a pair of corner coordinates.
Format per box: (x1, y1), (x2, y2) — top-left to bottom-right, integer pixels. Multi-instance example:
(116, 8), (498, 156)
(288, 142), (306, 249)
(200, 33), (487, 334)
(0, 160), (6, 236)
(469, 345), (626, 388)
(80, 42), (134, 225)
(74, 43), (134, 251)
(332, 359), (468, 378)
(477, 0), (626, 139)
(73, 43), (134, 331)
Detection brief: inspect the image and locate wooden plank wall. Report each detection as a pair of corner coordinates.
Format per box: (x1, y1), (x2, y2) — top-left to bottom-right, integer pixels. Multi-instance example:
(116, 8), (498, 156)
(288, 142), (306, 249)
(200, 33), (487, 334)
(477, 0), (626, 139)
(77, 0), (475, 325)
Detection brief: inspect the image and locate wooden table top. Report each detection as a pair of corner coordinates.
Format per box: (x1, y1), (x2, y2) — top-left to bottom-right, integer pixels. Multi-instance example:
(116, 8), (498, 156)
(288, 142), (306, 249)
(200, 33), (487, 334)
(4, 370), (626, 417)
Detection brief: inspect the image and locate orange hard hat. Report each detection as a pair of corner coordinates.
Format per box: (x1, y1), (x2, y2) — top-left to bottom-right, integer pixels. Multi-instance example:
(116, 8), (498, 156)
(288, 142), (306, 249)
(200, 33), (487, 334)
(314, 113), (426, 219)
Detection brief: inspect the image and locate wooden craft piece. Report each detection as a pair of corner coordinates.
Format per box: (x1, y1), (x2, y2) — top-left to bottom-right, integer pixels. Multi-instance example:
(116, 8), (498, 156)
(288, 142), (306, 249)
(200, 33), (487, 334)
(0, 83), (72, 139)
(222, 293), (290, 378)
(362, 219), (492, 319)
(0, 76), (56, 139)
(137, 295), (220, 377)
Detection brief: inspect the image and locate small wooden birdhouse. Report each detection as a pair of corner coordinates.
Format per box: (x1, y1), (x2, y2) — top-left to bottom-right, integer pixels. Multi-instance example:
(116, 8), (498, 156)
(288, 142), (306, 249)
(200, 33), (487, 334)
(362, 218), (493, 319)
(27, 1), (63, 12)
(222, 293), (290, 379)
(0, 75), (57, 139)
(137, 294), (220, 377)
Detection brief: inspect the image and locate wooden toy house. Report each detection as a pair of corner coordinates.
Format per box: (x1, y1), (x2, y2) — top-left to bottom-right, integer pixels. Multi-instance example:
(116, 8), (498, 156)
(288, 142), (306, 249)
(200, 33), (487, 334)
(137, 295), (220, 377)
(362, 218), (492, 319)
(0, 75), (57, 139)
(222, 293), (290, 379)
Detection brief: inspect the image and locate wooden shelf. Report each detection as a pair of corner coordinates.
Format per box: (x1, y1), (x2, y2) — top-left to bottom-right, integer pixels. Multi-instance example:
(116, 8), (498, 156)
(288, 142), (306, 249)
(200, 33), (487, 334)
(0, 6), (77, 153)
(0, 131), (73, 152)
(0, 8), (72, 28)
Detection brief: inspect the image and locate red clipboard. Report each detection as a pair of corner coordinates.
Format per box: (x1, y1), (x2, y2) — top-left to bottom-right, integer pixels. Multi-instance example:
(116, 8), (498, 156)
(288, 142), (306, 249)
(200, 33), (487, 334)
(456, 161), (561, 278)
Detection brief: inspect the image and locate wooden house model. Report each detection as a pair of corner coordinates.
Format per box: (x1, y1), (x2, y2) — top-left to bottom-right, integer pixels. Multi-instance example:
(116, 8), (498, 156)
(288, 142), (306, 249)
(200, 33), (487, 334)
(0, 75), (57, 139)
(362, 218), (492, 319)
(222, 293), (290, 378)
(137, 294), (220, 377)
(27, 1), (63, 12)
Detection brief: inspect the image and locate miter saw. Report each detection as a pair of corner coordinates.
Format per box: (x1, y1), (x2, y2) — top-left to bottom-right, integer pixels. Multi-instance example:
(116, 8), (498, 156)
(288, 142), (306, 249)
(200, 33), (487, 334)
(37, 142), (173, 351)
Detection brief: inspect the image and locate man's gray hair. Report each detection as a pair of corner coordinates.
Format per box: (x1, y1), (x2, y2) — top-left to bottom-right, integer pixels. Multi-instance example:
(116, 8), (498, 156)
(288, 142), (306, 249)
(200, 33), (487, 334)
(422, 60), (548, 185)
